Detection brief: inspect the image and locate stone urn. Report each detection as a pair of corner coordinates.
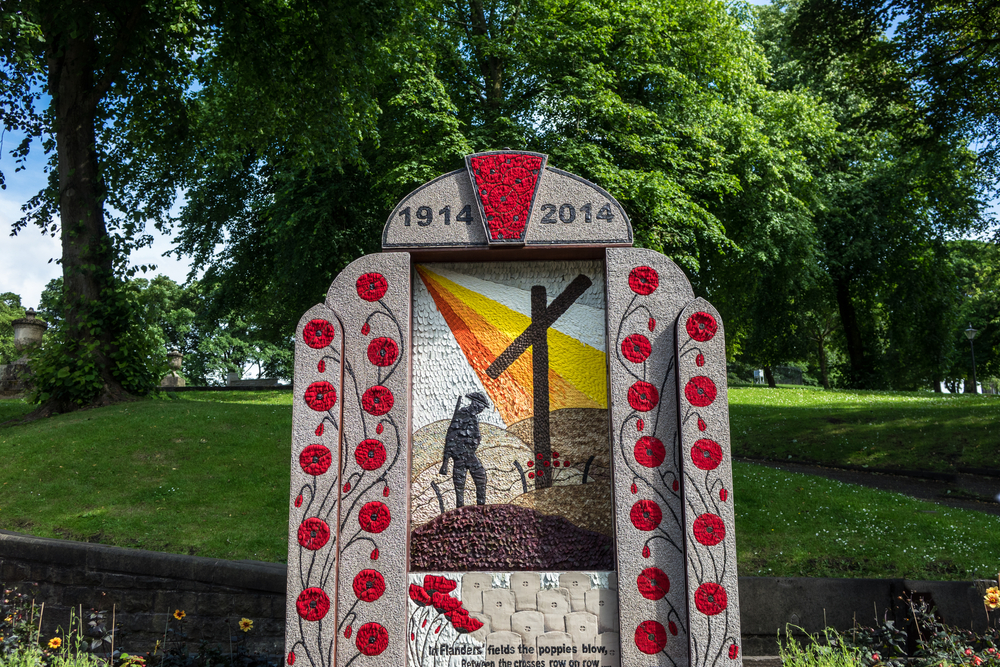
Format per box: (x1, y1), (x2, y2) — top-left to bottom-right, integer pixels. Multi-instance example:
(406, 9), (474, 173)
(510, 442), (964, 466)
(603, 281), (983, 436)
(12, 309), (47, 358)
(161, 349), (186, 387)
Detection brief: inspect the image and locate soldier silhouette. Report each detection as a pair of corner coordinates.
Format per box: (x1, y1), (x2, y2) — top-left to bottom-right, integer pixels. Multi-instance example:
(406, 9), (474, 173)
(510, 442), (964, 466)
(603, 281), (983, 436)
(440, 391), (490, 507)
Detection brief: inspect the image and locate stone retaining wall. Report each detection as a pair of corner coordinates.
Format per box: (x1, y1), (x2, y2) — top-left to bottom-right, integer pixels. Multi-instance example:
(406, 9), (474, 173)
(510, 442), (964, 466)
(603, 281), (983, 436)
(0, 530), (991, 657)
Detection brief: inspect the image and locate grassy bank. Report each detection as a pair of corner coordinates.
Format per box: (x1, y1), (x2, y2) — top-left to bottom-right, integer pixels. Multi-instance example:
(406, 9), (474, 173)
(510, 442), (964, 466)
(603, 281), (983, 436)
(2, 388), (999, 579)
(729, 386), (1000, 471)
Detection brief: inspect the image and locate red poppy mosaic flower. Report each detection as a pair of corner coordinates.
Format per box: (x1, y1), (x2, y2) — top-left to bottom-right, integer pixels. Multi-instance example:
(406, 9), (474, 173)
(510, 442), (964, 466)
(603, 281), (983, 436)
(637, 567), (670, 600)
(297, 518), (331, 550)
(358, 501), (391, 533)
(356, 273), (388, 302)
(409, 584), (432, 607)
(634, 620), (667, 654)
(295, 587), (330, 621)
(621, 334), (652, 363)
(693, 513), (726, 546)
(362, 385), (394, 416)
(355, 439), (387, 471)
(287, 651), (295, 665)
(634, 436), (666, 468)
(451, 613), (484, 634)
(629, 266), (660, 296)
(299, 444), (332, 475)
(304, 382), (337, 412)
(630, 499), (663, 531)
(685, 311), (718, 342)
(424, 575), (458, 594)
(367, 337), (399, 367)
(685, 376), (717, 407)
(691, 439), (723, 471)
(302, 319), (336, 349)
(729, 644), (740, 659)
(355, 622), (389, 656)
(694, 582), (728, 616)
(352, 569), (386, 602)
(432, 592), (463, 613)
(628, 381), (659, 412)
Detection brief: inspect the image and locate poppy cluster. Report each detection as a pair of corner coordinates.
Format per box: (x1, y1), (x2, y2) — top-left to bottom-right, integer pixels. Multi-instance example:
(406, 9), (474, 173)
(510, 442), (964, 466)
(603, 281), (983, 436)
(523, 450), (570, 479)
(469, 153), (543, 241)
(408, 575), (484, 634)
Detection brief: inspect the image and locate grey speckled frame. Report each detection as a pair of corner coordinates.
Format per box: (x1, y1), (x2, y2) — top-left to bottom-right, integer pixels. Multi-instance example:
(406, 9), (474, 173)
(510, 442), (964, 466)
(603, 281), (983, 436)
(286, 153), (741, 667)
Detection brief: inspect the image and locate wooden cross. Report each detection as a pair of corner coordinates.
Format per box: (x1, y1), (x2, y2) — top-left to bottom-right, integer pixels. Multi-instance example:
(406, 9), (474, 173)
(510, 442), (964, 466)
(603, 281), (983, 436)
(487, 274), (592, 489)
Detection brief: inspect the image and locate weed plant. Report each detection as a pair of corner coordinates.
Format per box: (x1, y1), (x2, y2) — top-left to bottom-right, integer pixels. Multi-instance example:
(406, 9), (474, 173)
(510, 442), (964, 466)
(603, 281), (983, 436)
(779, 626), (863, 667)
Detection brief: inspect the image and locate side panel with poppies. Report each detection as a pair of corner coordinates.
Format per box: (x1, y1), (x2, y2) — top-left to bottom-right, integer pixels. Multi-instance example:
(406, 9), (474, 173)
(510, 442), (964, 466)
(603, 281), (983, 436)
(286, 253), (412, 667)
(286, 303), (345, 667)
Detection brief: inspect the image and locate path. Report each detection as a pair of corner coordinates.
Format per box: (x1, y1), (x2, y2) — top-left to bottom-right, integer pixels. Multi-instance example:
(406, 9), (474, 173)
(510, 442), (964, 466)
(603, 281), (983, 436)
(737, 457), (1000, 517)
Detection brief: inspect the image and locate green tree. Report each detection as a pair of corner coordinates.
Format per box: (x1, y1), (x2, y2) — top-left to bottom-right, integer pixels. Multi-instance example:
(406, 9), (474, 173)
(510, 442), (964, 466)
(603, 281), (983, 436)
(0, 293), (26, 365)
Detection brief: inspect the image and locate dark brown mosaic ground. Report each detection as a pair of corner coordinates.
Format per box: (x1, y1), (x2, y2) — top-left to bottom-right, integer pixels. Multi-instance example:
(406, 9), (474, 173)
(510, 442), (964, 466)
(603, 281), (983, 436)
(409, 503), (614, 571)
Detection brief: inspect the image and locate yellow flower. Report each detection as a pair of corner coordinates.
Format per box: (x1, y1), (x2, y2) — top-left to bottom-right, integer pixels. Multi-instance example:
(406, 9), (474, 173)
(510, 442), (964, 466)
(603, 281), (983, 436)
(985, 587), (1000, 610)
(48, 637), (62, 649)
(239, 618), (253, 633)
(173, 610), (186, 621)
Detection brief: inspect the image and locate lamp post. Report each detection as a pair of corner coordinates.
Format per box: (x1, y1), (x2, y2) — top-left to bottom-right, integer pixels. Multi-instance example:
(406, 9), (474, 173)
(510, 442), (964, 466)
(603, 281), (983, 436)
(965, 323), (978, 394)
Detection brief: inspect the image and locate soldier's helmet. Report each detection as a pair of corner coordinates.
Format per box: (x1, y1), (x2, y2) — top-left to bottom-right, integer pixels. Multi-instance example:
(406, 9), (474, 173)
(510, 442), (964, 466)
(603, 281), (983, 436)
(466, 391), (489, 410)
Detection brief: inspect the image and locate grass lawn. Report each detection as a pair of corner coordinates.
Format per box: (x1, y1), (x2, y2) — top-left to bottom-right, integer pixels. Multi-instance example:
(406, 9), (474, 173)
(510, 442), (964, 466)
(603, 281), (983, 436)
(1, 387), (999, 580)
(729, 386), (1000, 472)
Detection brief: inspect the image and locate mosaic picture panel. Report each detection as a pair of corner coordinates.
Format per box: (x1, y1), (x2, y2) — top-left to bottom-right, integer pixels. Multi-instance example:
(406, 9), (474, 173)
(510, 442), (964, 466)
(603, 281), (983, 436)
(410, 261), (614, 572)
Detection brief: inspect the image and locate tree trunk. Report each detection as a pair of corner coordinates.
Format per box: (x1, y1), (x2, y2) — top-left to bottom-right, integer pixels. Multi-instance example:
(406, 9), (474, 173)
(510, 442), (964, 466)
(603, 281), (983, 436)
(763, 365), (777, 388)
(817, 337), (830, 389)
(933, 380), (942, 392)
(834, 276), (869, 388)
(44, 17), (131, 412)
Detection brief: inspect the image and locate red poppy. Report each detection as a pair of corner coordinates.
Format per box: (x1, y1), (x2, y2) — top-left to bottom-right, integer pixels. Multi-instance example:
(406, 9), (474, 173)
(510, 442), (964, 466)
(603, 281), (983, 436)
(634, 620), (667, 654)
(295, 587), (330, 621)
(672, 479), (679, 491)
(361, 322), (370, 335)
(621, 334), (652, 363)
(668, 621), (678, 636)
(648, 317), (656, 331)
(693, 513), (726, 546)
(685, 312), (718, 342)
(527, 460), (534, 467)
(299, 444), (332, 475)
(630, 499), (662, 531)
(424, 575), (458, 594)
(376, 423), (384, 434)
(343, 482), (351, 493)
(344, 626), (352, 639)
(294, 494), (303, 508)
(432, 592), (462, 613)
(304, 382), (337, 412)
(359, 501), (391, 533)
(684, 376), (717, 407)
(302, 319), (336, 349)
(356, 273), (388, 302)
(720, 488), (728, 502)
(637, 418), (644, 431)
(287, 651), (295, 665)
(637, 567), (670, 600)
(628, 381), (659, 412)
(528, 472), (535, 479)
(383, 486), (390, 497)
(371, 548), (379, 560)
(409, 585), (432, 606)
(552, 451), (559, 458)
(696, 353), (705, 367)
(352, 569), (386, 602)
(355, 622), (389, 656)
(729, 644), (740, 659)
(317, 360), (325, 373)
(367, 337), (399, 367)
(698, 417), (707, 431)
(451, 613), (484, 634)
(634, 436), (666, 468)
(694, 582), (728, 615)
(642, 546), (650, 558)
(631, 482), (638, 494)
(628, 266), (660, 296)
(297, 518), (331, 550)
(563, 459), (570, 466)
(315, 423), (324, 436)
(355, 439), (387, 471)
(691, 439), (723, 471)
(362, 386), (394, 416)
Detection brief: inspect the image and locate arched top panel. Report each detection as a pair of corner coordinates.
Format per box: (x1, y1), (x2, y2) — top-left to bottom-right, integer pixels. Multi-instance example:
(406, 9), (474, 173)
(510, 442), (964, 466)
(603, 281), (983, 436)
(382, 151), (633, 250)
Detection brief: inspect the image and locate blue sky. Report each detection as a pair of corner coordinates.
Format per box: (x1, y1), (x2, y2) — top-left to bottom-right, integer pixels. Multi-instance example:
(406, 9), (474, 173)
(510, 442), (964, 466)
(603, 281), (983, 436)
(0, 0), (766, 309)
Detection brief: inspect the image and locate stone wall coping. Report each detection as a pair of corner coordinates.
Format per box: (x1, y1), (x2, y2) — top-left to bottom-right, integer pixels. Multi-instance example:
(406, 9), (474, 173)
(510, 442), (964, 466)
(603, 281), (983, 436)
(0, 530), (285, 593)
